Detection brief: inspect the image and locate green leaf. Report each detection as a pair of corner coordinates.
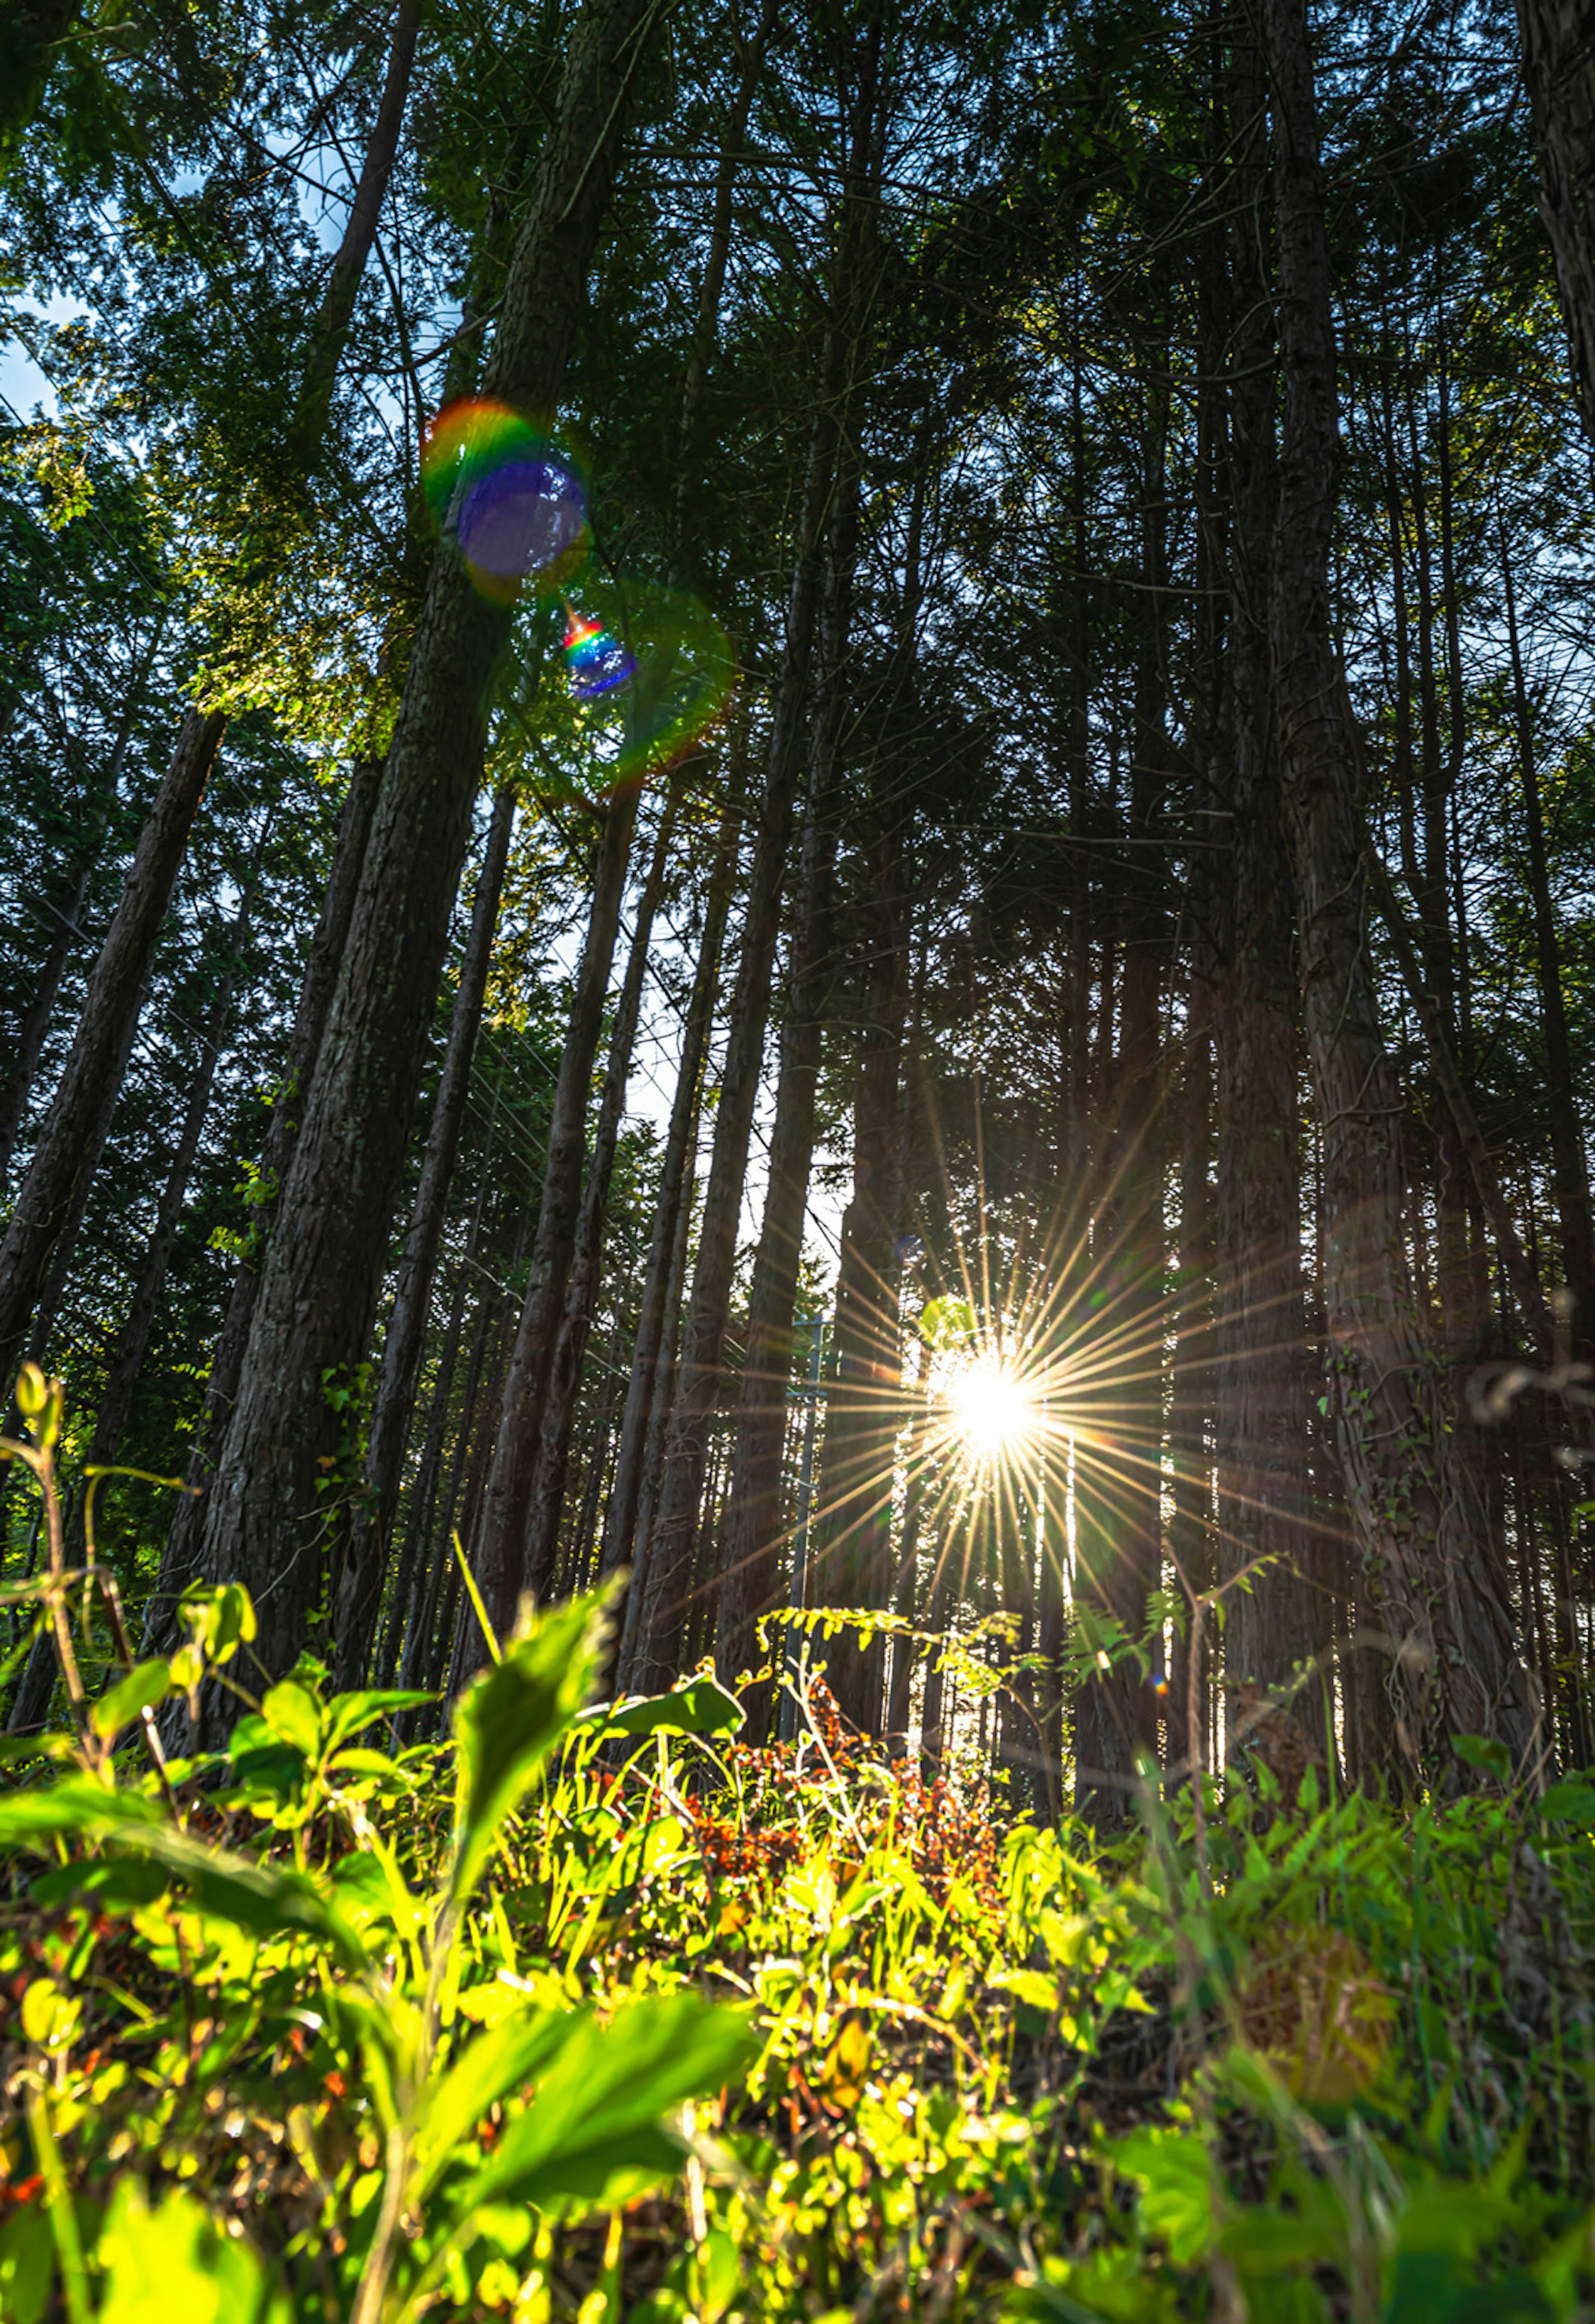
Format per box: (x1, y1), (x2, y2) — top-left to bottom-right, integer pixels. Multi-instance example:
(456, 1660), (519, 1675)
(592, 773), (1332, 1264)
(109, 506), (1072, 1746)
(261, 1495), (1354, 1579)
(412, 2007), (579, 2202)
(0, 1782), (365, 1963)
(88, 1660), (173, 1743)
(457, 1993), (755, 2222)
(1110, 2128), (1215, 2266)
(578, 1675), (744, 1739)
(260, 1679), (322, 1760)
(95, 2179), (290, 2324)
(1537, 1780), (1595, 1825)
(449, 1594), (607, 1905)
(322, 1687), (434, 1755)
(1452, 1735), (1512, 1784)
(0, 2206), (54, 2324)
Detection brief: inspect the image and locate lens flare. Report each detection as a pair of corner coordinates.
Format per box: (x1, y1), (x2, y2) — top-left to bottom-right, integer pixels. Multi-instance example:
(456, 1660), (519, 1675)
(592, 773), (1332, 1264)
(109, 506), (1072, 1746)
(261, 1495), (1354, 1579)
(420, 397), (587, 603)
(943, 1356), (1038, 1457)
(563, 604), (638, 700)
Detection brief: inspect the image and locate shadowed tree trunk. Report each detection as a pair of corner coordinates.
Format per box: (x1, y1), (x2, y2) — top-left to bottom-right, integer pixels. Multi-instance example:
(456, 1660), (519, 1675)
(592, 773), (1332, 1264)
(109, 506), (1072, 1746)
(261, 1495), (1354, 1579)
(713, 492), (854, 1704)
(332, 779), (517, 1686)
(1265, 0), (1535, 1778)
(1515, 0), (1595, 444)
(294, 0), (424, 456)
(468, 779), (640, 1656)
(0, 706), (227, 1396)
(520, 782), (683, 1601)
(621, 29), (884, 1697)
(1212, 31), (1320, 1733)
(0, 857), (91, 1192)
(190, 0), (660, 1700)
(145, 755), (383, 1654)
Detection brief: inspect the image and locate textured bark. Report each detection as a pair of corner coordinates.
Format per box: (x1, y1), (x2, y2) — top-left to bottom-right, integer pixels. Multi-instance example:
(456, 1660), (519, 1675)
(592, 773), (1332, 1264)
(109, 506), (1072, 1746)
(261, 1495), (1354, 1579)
(0, 0), (79, 181)
(600, 766), (744, 1585)
(814, 835), (909, 1739)
(0, 858), (90, 1191)
(1515, 0), (1595, 443)
(192, 0), (656, 1692)
(0, 706), (226, 1395)
(469, 782), (640, 1655)
(76, 860), (261, 1491)
(520, 787), (682, 1601)
(146, 756), (382, 1654)
(1211, 38), (1320, 1723)
(621, 34), (883, 1696)
(713, 516), (853, 1694)
(295, 0), (424, 454)
(332, 780), (517, 1686)
(1072, 382), (1170, 1823)
(1503, 545), (1595, 1357)
(618, 451), (836, 1695)
(1265, 0), (1535, 1777)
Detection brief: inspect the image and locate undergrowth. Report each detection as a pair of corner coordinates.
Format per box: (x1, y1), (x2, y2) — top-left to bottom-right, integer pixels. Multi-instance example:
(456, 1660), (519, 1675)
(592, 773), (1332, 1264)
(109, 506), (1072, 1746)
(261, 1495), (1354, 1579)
(2, 1364), (1594, 2321)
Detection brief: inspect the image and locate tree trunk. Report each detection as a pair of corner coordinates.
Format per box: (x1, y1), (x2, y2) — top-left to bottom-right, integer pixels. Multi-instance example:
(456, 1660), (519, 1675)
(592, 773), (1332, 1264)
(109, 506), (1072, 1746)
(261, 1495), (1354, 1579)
(0, 857), (90, 1191)
(0, 706), (227, 1395)
(618, 446), (837, 1695)
(1502, 542), (1595, 1357)
(520, 783), (683, 1600)
(1515, 0), (1595, 443)
(190, 0), (658, 1696)
(294, 0), (425, 455)
(599, 759), (745, 1586)
(0, 0), (79, 182)
(813, 831), (909, 1739)
(713, 503), (854, 1700)
(468, 781), (640, 1655)
(1212, 32), (1320, 1731)
(145, 755), (383, 1654)
(332, 780), (517, 1686)
(1264, 0), (1536, 1778)
(76, 846), (263, 1491)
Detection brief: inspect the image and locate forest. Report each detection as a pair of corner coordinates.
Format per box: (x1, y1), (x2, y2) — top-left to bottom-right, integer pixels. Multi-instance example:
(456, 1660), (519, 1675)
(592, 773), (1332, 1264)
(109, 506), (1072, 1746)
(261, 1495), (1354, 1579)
(2, 0), (1595, 2312)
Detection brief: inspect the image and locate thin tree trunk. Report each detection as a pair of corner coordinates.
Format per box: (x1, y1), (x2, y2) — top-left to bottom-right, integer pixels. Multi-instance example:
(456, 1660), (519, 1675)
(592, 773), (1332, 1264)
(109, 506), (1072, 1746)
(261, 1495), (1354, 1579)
(191, 0), (659, 1696)
(0, 858), (91, 1191)
(0, 706), (227, 1393)
(145, 755), (383, 1653)
(600, 761), (745, 1585)
(1502, 541), (1595, 1356)
(469, 780), (640, 1654)
(294, 0), (425, 454)
(1514, 0), (1595, 444)
(332, 780), (517, 1685)
(1264, 0), (1536, 1777)
(713, 499), (854, 1698)
(520, 783), (683, 1600)
(76, 847), (263, 1490)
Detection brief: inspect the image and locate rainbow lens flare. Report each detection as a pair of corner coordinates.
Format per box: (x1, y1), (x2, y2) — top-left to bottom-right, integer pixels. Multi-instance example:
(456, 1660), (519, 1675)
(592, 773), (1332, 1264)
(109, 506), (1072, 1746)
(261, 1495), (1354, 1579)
(563, 606), (638, 700)
(497, 580), (735, 799)
(420, 397), (587, 603)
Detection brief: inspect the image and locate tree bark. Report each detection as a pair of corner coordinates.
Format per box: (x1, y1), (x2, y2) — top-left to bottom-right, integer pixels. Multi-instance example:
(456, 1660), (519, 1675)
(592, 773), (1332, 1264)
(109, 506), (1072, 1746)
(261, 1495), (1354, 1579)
(145, 755), (381, 1654)
(332, 780), (517, 1686)
(0, 706), (227, 1397)
(599, 759), (745, 1589)
(1502, 542), (1595, 1357)
(1515, 0), (1595, 444)
(1264, 0), (1536, 1777)
(467, 782), (640, 1656)
(520, 784), (682, 1601)
(712, 510), (853, 1700)
(190, 0), (658, 1694)
(294, 0), (425, 455)
(0, 858), (90, 1192)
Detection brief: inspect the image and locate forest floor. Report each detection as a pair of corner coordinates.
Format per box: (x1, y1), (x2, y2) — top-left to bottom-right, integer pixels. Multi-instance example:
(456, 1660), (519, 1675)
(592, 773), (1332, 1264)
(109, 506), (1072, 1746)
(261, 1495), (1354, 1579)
(1, 1585), (1594, 2323)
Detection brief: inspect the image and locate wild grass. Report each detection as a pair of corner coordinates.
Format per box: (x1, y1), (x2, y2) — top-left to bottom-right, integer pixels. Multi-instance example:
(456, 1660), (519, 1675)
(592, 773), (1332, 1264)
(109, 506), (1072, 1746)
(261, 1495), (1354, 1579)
(2, 1365), (1594, 2321)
